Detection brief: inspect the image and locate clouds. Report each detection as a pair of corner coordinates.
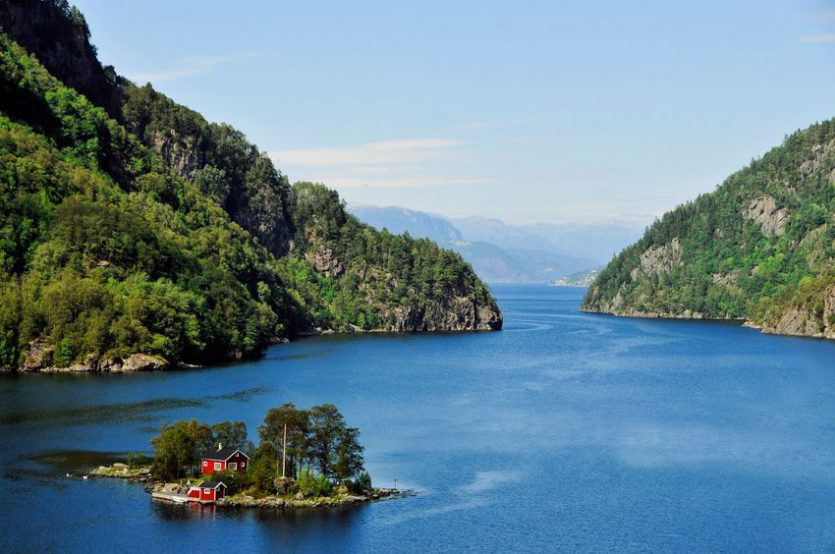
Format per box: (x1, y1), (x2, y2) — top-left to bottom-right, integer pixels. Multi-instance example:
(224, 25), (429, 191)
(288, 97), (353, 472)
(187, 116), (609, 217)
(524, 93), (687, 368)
(799, 33), (835, 43)
(799, 10), (835, 43)
(272, 138), (462, 167)
(126, 52), (261, 83)
(270, 137), (488, 189)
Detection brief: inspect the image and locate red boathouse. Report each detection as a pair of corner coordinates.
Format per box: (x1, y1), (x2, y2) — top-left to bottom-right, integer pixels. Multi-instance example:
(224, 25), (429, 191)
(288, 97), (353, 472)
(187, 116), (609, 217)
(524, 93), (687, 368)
(187, 481), (227, 503)
(200, 444), (250, 475)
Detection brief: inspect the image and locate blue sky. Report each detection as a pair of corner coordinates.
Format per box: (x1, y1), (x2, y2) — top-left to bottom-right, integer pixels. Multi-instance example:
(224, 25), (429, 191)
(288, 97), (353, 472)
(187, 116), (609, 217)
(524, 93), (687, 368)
(75, 0), (835, 225)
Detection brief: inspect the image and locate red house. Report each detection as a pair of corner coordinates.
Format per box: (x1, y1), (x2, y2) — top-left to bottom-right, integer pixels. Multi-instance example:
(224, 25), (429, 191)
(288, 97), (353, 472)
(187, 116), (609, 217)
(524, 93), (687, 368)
(187, 481), (227, 503)
(200, 444), (250, 475)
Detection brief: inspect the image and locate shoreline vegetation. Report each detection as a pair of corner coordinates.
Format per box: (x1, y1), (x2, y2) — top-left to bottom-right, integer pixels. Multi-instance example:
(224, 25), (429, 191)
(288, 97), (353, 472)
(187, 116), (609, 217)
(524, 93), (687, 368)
(9, 325), (496, 374)
(83, 403), (411, 511)
(89, 463), (410, 510)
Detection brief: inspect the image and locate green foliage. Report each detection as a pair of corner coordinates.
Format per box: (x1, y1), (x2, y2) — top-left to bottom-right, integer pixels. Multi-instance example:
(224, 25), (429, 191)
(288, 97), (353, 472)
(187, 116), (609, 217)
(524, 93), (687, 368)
(210, 421), (250, 452)
(211, 468), (250, 494)
(296, 468), (332, 497)
(258, 403), (365, 482)
(249, 445), (279, 493)
(583, 119), (835, 329)
(347, 471), (372, 493)
(308, 403), (364, 480)
(126, 452), (148, 468)
(150, 419), (212, 481)
(258, 402), (309, 479)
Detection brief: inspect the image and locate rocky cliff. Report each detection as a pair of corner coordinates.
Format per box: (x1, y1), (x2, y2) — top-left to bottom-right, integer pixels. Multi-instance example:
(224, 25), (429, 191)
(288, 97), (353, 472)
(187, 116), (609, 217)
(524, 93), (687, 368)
(583, 119), (834, 340)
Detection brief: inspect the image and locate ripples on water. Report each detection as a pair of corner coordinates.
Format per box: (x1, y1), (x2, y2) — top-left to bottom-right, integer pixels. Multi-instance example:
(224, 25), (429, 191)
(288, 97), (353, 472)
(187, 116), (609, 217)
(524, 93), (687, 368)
(2, 285), (834, 553)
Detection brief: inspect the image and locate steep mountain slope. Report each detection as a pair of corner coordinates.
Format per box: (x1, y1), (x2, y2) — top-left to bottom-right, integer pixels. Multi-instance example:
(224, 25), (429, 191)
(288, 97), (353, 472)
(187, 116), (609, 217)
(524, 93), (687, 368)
(583, 120), (834, 340)
(0, 1), (500, 372)
(350, 205), (601, 283)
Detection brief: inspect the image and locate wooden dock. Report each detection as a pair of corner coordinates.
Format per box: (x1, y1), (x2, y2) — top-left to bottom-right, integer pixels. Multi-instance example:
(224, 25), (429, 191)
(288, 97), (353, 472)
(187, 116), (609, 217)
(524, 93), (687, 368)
(151, 491), (218, 505)
(151, 491), (189, 504)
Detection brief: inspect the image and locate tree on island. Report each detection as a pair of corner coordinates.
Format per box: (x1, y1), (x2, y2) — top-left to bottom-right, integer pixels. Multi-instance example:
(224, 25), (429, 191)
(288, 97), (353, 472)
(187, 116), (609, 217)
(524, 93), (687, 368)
(150, 420), (212, 481)
(211, 421), (252, 452)
(257, 403), (365, 483)
(258, 402), (310, 478)
(149, 404), (369, 495)
(308, 404), (364, 481)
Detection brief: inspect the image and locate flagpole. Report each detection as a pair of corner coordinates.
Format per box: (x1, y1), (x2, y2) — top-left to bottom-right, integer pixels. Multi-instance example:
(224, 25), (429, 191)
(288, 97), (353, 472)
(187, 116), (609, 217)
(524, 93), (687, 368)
(282, 421), (287, 478)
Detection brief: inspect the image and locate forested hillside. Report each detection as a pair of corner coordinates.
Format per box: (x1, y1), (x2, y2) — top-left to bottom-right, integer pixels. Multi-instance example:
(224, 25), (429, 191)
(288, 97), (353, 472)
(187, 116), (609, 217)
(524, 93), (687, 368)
(582, 120), (834, 340)
(0, 0), (500, 372)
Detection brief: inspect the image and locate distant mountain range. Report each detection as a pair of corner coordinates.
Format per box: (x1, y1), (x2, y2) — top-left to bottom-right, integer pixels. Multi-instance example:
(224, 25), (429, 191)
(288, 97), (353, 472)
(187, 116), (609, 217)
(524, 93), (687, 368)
(349, 206), (643, 283)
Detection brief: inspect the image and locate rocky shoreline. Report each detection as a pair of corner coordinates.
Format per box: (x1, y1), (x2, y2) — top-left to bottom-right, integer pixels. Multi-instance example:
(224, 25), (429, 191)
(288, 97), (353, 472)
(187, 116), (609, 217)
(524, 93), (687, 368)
(582, 307), (835, 341)
(8, 321), (501, 374)
(90, 463), (411, 511)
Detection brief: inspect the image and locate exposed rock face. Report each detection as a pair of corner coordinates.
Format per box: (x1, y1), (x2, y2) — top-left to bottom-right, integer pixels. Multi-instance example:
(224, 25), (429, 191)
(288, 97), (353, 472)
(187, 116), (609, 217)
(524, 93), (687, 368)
(712, 270), (740, 287)
(773, 309), (820, 337)
(799, 140), (835, 176)
(630, 238), (682, 280)
(151, 130), (203, 178)
(742, 196), (789, 236)
(21, 347), (168, 373)
(23, 340), (53, 371)
(306, 245), (344, 277)
(385, 296), (502, 332)
(827, 285), (835, 339)
(756, 283), (835, 340)
(100, 354), (169, 372)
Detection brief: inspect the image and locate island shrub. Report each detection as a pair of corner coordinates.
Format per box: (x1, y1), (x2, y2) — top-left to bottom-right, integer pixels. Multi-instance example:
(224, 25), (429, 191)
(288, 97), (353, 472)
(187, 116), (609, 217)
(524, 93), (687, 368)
(126, 452), (148, 468)
(211, 468), (250, 494)
(356, 471), (372, 492)
(297, 468), (332, 497)
(249, 445), (279, 493)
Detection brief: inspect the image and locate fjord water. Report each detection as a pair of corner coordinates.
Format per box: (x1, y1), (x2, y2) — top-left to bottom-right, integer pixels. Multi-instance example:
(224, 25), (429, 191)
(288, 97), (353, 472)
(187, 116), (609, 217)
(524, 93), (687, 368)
(2, 286), (835, 552)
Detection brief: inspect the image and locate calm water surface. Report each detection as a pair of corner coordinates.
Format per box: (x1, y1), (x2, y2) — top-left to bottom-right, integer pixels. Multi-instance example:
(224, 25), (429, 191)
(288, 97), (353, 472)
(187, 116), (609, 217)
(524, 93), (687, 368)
(2, 285), (835, 552)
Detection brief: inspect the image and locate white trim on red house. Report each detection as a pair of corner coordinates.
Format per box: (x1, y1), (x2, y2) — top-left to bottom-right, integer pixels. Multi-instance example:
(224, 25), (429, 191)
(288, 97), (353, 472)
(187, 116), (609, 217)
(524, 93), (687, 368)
(202, 449), (251, 462)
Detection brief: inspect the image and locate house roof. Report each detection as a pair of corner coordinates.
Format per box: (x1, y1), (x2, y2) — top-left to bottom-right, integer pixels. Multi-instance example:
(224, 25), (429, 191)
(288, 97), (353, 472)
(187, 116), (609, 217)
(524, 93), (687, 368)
(201, 446), (250, 461)
(197, 481), (226, 489)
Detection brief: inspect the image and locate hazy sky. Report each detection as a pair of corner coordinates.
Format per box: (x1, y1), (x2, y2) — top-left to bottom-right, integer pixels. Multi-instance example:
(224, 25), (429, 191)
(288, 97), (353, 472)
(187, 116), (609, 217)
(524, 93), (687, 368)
(74, 0), (835, 225)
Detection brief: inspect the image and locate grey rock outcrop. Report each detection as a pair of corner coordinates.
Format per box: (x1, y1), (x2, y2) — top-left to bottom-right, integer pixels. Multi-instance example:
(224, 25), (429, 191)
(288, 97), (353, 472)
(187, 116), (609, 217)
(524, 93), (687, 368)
(742, 196), (789, 236)
(630, 238), (682, 280)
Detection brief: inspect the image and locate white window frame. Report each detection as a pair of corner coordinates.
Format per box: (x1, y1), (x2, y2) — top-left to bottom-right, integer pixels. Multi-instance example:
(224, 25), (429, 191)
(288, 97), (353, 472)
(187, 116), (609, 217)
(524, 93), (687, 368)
(229, 462), (237, 471)
(214, 462), (221, 471)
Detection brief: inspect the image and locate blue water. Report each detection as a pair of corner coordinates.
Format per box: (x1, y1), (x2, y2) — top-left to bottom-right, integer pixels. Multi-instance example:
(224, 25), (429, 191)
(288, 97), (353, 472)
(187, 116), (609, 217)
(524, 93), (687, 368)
(2, 285), (835, 552)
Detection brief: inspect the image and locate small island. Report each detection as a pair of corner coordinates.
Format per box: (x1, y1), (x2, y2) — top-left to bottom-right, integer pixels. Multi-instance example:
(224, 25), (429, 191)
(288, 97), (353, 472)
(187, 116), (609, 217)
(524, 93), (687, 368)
(92, 403), (407, 510)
